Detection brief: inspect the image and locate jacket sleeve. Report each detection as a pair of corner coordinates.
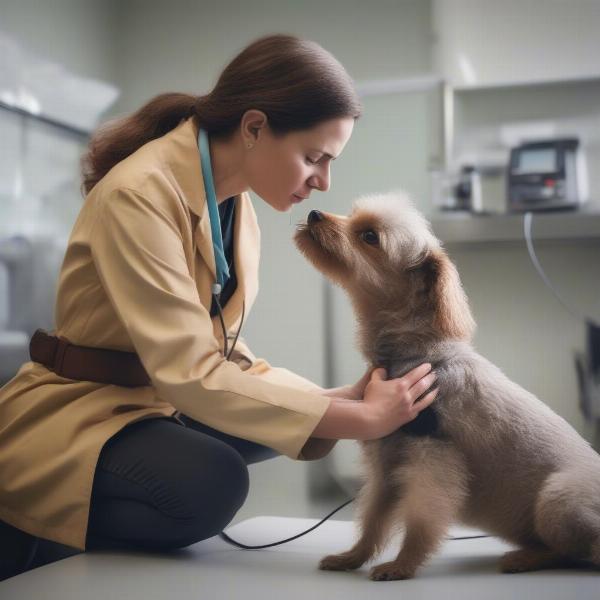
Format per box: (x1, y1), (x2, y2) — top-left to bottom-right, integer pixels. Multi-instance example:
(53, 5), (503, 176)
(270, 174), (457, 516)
(227, 336), (339, 460)
(89, 186), (333, 461)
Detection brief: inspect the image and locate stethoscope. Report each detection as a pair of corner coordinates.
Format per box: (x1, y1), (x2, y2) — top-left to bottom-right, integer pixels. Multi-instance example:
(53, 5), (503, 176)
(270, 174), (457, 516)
(197, 128), (244, 360)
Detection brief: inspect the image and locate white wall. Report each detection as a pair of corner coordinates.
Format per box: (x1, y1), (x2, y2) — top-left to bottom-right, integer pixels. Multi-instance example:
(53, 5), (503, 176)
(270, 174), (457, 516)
(110, 0), (432, 115)
(0, 0), (118, 84)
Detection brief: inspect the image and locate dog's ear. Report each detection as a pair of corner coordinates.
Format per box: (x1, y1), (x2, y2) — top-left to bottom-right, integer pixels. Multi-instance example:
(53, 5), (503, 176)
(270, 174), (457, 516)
(421, 250), (476, 340)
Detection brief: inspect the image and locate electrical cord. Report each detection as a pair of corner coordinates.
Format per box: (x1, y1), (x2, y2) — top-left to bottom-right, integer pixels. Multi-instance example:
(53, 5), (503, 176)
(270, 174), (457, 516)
(523, 211), (598, 326)
(218, 495), (489, 549)
(219, 498), (355, 549)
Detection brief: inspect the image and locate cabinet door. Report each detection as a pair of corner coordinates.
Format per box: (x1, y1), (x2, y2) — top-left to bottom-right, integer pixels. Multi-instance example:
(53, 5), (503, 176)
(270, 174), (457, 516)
(433, 0), (600, 88)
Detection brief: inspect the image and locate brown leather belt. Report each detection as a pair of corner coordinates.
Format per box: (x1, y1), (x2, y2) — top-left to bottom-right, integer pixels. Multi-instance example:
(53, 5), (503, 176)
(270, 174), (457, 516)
(29, 329), (152, 387)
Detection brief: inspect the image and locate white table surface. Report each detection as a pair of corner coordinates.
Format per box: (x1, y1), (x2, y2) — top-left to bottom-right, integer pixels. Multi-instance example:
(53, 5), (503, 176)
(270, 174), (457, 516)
(1, 516), (598, 599)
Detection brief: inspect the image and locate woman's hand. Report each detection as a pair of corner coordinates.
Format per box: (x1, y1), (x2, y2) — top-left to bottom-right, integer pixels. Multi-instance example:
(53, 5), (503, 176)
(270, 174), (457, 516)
(348, 365), (377, 400)
(320, 366), (376, 401)
(361, 364), (438, 440)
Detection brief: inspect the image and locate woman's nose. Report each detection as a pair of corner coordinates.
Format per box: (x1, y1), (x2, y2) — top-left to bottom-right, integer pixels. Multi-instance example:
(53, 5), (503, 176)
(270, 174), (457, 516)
(308, 168), (330, 192)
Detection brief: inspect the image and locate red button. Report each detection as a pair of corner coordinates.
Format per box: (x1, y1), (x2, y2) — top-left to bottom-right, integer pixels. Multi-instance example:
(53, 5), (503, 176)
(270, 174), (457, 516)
(544, 179), (556, 187)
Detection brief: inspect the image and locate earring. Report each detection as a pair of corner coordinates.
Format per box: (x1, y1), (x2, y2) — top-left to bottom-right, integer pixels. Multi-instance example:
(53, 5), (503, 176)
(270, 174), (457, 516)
(246, 142), (254, 149)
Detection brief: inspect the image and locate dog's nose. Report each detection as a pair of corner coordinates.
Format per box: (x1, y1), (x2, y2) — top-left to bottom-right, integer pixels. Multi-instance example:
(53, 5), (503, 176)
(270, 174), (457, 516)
(307, 210), (324, 225)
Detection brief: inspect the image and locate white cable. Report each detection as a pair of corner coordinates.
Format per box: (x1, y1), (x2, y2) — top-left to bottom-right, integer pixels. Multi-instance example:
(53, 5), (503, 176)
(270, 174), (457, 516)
(523, 211), (588, 323)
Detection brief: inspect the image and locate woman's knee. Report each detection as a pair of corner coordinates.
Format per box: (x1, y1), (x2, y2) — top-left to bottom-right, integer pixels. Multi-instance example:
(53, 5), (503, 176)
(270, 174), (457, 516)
(162, 444), (250, 548)
(90, 418), (251, 549)
(188, 438), (250, 520)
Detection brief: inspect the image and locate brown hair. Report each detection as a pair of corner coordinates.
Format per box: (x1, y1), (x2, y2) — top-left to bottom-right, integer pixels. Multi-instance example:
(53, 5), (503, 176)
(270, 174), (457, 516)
(81, 34), (362, 195)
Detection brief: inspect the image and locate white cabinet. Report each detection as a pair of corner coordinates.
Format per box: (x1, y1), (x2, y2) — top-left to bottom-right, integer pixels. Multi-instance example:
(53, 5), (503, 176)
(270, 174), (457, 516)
(432, 0), (600, 89)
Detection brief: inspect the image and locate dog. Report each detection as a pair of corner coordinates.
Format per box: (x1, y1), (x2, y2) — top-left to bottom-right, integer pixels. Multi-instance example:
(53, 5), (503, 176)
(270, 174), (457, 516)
(293, 190), (600, 581)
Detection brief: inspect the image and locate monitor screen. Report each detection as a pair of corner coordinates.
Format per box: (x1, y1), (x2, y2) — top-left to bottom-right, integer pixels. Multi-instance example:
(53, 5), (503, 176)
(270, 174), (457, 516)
(516, 148), (557, 174)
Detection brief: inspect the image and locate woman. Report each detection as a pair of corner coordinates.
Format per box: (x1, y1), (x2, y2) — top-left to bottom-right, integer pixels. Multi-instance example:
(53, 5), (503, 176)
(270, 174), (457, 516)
(0, 34), (438, 579)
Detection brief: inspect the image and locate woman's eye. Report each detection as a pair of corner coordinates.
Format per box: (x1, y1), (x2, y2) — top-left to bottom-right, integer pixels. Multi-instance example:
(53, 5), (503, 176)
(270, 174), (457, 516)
(305, 156), (319, 165)
(361, 230), (379, 245)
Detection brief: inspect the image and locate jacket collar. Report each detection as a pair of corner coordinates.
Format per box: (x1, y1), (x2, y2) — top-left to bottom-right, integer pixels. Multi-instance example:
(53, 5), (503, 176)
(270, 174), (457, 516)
(158, 117), (259, 326)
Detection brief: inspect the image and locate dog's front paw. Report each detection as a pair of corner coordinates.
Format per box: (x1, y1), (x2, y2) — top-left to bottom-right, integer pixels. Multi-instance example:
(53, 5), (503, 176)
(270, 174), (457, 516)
(319, 551), (365, 571)
(369, 561), (416, 581)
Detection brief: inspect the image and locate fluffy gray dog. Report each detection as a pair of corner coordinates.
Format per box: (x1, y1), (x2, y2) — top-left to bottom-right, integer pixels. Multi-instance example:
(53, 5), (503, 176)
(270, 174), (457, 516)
(293, 191), (600, 581)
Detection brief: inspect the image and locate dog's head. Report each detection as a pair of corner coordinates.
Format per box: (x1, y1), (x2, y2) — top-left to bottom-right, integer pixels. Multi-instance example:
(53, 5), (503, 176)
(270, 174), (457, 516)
(293, 190), (476, 341)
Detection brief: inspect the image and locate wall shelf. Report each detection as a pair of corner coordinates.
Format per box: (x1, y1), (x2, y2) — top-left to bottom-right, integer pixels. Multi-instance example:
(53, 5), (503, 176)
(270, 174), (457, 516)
(451, 74), (600, 93)
(430, 207), (600, 245)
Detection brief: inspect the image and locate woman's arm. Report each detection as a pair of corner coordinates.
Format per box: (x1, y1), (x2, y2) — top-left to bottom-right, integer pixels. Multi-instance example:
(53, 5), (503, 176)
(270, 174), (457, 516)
(320, 384), (360, 401)
(309, 397), (370, 440)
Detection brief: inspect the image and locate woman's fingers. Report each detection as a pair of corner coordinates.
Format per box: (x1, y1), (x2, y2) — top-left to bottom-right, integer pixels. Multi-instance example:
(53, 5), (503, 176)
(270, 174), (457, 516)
(403, 363), (432, 388)
(413, 387), (439, 412)
(410, 371), (437, 398)
(370, 367), (387, 381)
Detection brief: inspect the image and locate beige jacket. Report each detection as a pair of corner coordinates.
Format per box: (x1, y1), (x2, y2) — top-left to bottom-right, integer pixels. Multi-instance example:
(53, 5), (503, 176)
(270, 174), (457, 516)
(0, 117), (335, 551)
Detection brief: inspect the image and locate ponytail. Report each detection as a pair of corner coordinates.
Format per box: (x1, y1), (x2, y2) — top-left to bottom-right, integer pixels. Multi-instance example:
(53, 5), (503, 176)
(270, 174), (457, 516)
(81, 93), (197, 195)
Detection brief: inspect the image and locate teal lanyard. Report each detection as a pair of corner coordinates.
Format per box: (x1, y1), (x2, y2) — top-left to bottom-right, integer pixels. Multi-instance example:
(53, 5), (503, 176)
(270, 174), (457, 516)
(198, 128), (230, 291)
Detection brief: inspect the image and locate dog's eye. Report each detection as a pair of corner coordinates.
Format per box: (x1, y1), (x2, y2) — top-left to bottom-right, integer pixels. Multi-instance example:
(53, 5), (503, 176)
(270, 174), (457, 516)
(360, 230), (379, 245)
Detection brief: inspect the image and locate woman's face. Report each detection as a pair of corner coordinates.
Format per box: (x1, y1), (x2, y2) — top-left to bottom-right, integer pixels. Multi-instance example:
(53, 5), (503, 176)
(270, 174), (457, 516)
(242, 113), (355, 211)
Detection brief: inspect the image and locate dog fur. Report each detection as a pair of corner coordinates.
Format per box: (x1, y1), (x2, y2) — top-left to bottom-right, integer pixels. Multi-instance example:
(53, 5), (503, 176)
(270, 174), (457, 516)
(293, 190), (600, 581)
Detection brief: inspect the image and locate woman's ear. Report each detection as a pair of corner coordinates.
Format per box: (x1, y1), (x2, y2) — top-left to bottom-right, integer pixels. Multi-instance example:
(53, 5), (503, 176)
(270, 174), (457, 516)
(240, 109), (268, 145)
(422, 250), (476, 340)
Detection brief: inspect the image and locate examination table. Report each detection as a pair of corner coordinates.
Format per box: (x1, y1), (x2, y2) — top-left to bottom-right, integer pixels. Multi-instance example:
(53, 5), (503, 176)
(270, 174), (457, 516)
(1, 516), (598, 599)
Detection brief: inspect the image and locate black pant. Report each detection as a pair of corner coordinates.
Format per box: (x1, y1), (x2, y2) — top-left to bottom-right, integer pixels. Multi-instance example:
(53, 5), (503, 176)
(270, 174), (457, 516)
(2, 414), (279, 579)
(85, 413), (280, 551)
